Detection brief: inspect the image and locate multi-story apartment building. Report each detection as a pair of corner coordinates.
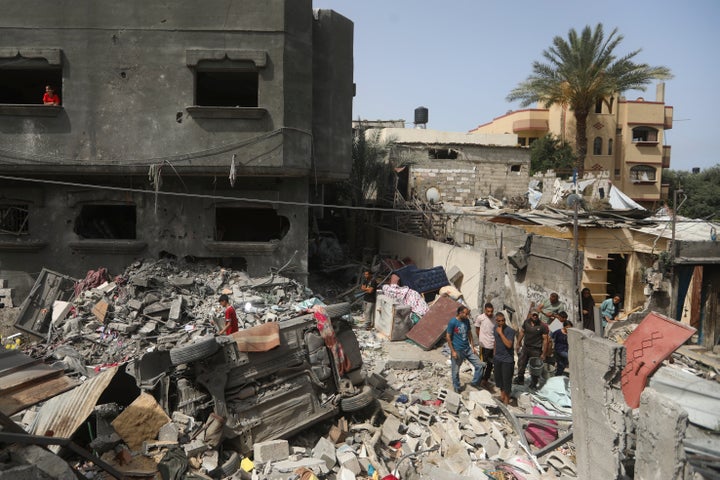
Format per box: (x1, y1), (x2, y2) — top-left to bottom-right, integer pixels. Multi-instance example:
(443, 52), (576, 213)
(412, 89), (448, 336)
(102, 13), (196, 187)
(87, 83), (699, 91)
(0, 0), (353, 281)
(470, 83), (673, 208)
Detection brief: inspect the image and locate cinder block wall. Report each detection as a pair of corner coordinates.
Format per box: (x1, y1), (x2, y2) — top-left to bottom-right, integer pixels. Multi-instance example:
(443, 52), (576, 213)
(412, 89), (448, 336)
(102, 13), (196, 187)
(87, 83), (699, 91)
(569, 329), (634, 479)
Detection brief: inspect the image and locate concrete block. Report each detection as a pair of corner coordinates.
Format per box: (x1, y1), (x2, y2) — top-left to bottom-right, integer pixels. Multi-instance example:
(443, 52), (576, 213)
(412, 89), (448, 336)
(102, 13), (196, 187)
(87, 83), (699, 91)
(380, 414), (403, 444)
(337, 467), (356, 480)
(254, 439), (290, 464)
(158, 422), (179, 442)
(168, 296), (184, 321)
(443, 390), (462, 415)
(337, 451), (361, 475)
(272, 457), (327, 474)
(467, 389), (494, 407)
(312, 436), (336, 470)
(384, 342), (424, 370)
(183, 438), (208, 457)
(127, 299), (143, 311)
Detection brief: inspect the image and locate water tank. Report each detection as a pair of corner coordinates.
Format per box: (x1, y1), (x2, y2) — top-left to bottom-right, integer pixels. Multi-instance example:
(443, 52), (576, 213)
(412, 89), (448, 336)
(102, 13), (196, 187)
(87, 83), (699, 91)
(414, 106), (428, 126)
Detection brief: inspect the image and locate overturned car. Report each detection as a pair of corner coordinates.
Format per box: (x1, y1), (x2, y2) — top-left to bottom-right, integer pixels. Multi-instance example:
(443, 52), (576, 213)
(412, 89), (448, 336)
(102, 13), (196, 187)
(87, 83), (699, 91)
(129, 303), (374, 453)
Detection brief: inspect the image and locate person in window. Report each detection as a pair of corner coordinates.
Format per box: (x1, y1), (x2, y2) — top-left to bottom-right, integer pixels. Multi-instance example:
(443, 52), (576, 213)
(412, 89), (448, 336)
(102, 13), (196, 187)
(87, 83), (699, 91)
(43, 85), (60, 105)
(217, 294), (239, 335)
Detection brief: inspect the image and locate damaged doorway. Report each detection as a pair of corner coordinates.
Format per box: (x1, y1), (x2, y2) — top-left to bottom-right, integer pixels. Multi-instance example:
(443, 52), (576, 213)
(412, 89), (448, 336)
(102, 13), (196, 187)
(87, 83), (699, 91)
(607, 253), (627, 299)
(74, 204), (136, 239)
(215, 207), (289, 242)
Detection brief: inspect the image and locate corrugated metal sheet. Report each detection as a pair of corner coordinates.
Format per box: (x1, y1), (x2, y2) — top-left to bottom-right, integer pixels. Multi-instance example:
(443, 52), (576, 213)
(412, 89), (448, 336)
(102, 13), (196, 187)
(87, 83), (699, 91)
(28, 366), (118, 452)
(631, 217), (720, 242)
(649, 366), (720, 430)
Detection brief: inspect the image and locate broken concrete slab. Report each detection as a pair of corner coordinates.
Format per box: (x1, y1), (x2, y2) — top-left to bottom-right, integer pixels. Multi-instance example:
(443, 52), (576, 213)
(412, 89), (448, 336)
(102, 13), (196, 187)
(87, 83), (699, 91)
(312, 436), (336, 470)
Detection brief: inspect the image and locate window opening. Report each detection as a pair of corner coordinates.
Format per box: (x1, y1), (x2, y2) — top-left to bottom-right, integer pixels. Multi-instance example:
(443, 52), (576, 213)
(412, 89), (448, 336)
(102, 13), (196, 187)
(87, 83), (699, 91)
(632, 126), (658, 142)
(428, 148), (458, 159)
(510, 165), (521, 173)
(0, 64), (62, 104)
(74, 205), (137, 239)
(463, 233), (475, 246)
(518, 137), (527, 147)
(630, 165), (657, 182)
(0, 205), (29, 235)
(195, 61), (258, 107)
(215, 207), (289, 242)
(528, 137), (538, 146)
(595, 99), (603, 114)
(608, 139), (613, 156)
(593, 137), (603, 155)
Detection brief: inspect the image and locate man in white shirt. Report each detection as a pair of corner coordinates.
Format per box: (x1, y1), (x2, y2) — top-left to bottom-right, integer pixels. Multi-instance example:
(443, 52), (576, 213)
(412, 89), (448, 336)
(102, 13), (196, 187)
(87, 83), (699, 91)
(474, 302), (496, 390)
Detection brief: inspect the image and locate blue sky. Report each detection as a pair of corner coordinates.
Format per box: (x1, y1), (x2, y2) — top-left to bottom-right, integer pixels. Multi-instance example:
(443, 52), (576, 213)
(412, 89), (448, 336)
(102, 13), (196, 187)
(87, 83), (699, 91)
(313, 0), (720, 171)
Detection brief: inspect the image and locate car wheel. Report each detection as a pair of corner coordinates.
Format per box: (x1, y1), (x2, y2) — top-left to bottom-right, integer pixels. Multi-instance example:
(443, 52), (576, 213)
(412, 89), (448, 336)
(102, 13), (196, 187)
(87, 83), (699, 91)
(169, 336), (220, 366)
(340, 385), (375, 412)
(210, 450), (239, 478)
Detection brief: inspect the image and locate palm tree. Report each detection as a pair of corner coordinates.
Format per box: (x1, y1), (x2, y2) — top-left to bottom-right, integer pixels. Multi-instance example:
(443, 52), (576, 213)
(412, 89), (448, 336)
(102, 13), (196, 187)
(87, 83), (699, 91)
(507, 24), (672, 175)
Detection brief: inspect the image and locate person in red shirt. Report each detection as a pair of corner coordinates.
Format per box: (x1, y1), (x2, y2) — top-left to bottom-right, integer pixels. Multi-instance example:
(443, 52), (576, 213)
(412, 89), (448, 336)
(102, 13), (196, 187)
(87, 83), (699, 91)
(43, 85), (61, 105)
(217, 294), (239, 335)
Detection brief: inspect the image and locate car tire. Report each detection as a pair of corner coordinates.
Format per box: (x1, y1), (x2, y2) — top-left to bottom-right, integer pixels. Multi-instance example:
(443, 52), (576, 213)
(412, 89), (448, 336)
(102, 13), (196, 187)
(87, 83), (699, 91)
(340, 385), (375, 412)
(169, 336), (219, 366)
(210, 450), (239, 478)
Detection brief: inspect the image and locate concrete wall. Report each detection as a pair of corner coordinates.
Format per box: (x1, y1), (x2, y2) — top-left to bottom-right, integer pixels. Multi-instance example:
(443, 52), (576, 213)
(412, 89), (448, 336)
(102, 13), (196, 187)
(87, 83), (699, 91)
(452, 217), (576, 322)
(398, 146), (530, 203)
(377, 228), (484, 311)
(569, 328), (634, 479)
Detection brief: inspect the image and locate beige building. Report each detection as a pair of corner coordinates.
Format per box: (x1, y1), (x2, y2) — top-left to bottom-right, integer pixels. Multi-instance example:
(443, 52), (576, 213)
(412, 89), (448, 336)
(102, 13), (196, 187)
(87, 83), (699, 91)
(471, 83), (673, 209)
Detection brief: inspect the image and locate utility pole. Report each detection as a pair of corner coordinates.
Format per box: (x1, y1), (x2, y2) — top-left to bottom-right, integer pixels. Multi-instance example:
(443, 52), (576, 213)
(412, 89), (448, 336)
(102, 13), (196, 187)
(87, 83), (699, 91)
(572, 168), (581, 323)
(670, 188), (684, 263)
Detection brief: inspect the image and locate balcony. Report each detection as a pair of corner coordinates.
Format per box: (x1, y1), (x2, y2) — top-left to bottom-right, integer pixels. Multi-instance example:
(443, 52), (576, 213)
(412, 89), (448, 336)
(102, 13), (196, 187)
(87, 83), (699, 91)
(664, 106), (673, 129)
(662, 146), (671, 168)
(512, 118), (548, 133)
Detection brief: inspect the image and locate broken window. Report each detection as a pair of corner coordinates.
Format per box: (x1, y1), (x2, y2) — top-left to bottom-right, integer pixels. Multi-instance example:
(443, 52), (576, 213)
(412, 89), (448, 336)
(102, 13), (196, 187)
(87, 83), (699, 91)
(195, 61), (258, 107)
(0, 64), (62, 105)
(428, 148), (458, 159)
(74, 205), (137, 239)
(630, 165), (657, 183)
(0, 205), (29, 234)
(215, 207), (289, 242)
(632, 126), (658, 143)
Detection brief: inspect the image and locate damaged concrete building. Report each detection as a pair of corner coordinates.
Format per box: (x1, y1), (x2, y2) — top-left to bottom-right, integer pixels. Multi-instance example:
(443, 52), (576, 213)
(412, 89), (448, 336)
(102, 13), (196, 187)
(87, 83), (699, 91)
(0, 0), (353, 283)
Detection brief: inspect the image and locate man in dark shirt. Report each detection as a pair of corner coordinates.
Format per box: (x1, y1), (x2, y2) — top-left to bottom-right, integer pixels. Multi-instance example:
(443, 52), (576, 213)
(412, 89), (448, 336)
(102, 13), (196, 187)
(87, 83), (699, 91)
(493, 312), (516, 405)
(513, 310), (549, 389)
(360, 270), (378, 330)
(446, 306), (485, 393)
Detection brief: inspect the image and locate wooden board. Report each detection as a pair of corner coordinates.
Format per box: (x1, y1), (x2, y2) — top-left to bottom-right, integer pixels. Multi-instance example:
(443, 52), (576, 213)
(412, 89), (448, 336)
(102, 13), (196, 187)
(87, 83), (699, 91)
(0, 376), (78, 416)
(406, 296), (462, 350)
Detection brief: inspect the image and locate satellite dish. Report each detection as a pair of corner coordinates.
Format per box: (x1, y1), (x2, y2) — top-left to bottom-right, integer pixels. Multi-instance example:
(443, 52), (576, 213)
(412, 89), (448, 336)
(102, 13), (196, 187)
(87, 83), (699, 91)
(566, 193), (581, 208)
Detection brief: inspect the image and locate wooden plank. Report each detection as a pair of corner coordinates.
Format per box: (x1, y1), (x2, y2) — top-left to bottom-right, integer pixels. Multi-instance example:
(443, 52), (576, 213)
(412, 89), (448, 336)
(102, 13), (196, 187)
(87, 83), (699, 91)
(406, 296), (461, 350)
(0, 376), (78, 416)
(0, 363), (63, 393)
(0, 350), (41, 377)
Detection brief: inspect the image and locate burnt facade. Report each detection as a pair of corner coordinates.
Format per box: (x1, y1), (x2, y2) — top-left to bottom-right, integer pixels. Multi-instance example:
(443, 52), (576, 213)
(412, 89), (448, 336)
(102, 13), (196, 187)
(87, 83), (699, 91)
(0, 0), (353, 280)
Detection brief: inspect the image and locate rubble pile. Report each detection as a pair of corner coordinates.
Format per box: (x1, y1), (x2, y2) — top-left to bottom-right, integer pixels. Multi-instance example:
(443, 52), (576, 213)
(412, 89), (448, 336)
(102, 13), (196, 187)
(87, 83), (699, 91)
(35, 259), (315, 366)
(1, 258), (580, 480)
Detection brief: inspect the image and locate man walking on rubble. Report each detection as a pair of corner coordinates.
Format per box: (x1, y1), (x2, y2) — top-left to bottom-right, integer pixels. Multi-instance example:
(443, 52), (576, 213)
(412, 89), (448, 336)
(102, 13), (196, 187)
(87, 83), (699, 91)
(474, 302), (496, 390)
(513, 310), (549, 390)
(360, 269), (378, 330)
(446, 306), (485, 393)
(217, 294), (239, 335)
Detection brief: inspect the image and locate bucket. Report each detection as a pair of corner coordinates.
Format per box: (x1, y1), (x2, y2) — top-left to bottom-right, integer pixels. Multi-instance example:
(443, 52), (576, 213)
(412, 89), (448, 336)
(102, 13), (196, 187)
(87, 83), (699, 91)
(529, 357), (544, 377)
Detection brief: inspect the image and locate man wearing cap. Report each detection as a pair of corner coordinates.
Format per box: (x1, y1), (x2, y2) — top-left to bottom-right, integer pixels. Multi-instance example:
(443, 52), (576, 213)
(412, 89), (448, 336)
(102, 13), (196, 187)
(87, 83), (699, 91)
(513, 310), (549, 389)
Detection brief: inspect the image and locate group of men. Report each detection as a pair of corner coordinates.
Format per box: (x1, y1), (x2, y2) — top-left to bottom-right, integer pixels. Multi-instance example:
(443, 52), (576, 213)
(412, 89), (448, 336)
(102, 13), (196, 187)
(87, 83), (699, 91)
(446, 293), (573, 404)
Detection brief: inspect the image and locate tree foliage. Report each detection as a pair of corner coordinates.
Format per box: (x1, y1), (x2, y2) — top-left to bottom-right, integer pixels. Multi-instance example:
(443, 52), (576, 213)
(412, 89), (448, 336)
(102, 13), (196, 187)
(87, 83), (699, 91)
(339, 128), (394, 206)
(663, 166), (720, 220)
(529, 134), (576, 175)
(508, 24), (672, 174)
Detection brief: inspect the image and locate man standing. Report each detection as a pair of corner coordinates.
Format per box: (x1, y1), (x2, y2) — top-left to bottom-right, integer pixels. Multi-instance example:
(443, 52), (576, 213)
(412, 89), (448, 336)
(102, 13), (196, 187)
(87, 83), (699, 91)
(446, 306), (485, 393)
(493, 312), (516, 405)
(474, 302), (496, 390)
(360, 270), (378, 330)
(600, 294), (622, 329)
(551, 313), (572, 376)
(217, 294), (239, 335)
(513, 311), (549, 389)
(536, 293), (565, 324)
